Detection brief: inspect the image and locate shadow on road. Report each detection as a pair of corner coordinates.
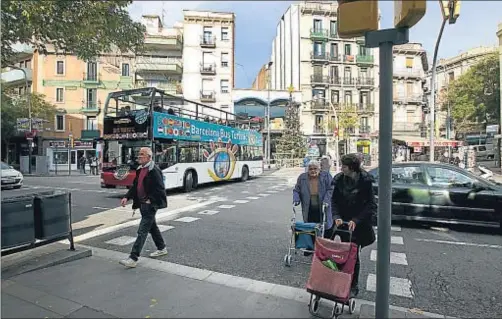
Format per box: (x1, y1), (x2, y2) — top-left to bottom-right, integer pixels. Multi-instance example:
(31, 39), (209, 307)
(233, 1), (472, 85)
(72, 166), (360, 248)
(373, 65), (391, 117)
(393, 220), (501, 236)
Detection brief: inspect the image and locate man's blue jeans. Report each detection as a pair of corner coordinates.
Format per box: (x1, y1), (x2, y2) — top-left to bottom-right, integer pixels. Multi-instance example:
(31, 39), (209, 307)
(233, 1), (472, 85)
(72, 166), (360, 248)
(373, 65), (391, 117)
(129, 203), (166, 261)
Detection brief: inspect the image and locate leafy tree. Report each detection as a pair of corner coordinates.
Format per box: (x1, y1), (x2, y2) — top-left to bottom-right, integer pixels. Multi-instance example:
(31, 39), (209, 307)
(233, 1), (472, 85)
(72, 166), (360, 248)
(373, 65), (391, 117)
(1, 88), (57, 161)
(275, 101), (307, 159)
(442, 53), (500, 132)
(331, 104), (359, 138)
(1, 0), (146, 67)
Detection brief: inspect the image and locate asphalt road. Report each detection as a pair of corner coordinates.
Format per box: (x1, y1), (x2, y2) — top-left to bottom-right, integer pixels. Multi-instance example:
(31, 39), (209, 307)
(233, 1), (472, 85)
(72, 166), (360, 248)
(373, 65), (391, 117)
(77, 170), (502, 318)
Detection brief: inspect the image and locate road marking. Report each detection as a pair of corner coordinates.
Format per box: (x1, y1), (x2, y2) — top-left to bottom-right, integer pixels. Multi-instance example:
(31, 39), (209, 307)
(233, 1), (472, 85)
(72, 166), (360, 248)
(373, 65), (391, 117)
(241, 191), (250, 194)
(174, 217), (200, 223)
(370, 250), (408, 265)
(374, 226), (402, 232)
(374, 236), (404, 245)
(198, 210), (219, 215)
(233, 200), (249, 204)
(266, 190), (278, 193)
(218, 204), (236, 209)
(415, 238), (502, 249)
(258, 193), (270, 197)
(87, 246), (444, 316)
(72, 200), (218, 243)
(157, 225), (175, 232)
(246, 196), (260, 200)
(105, 236), (136, 246)
(366, 274), (414, 298)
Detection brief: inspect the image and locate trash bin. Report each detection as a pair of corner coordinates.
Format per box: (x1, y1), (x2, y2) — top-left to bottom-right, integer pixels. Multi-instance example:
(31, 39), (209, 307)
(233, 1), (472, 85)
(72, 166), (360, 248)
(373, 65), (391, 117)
(34, 191), (71, 240)
(1, 195), (36, 249)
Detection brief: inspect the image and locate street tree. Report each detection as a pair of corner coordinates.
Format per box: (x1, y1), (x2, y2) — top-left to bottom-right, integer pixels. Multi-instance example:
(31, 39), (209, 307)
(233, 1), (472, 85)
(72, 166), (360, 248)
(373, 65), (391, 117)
(1, 0), (146, 67)
(442, 53), (500, 132)
(1, 88), (57, 161)
(275, 102), (307, 159)
(335, 105), (359, 137)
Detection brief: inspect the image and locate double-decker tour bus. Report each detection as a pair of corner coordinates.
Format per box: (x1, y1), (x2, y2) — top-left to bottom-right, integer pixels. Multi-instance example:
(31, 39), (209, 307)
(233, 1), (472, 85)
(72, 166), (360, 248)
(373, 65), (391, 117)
(100, 87), (263, 192)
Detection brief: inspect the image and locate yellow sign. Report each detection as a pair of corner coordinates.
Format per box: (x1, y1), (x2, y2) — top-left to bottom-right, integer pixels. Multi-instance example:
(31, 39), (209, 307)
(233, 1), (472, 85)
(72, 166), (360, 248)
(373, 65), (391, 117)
(394, 0), (426, 28)
(287, 85), (294, 93)
(337, 0), (378, 38)
(203, 139), (238, 182)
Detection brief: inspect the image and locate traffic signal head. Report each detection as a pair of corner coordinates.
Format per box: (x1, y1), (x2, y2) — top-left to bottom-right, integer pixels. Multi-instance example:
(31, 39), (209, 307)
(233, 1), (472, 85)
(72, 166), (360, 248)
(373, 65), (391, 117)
(394, 0), (426, 28)
(440, 0), (460, 24)
(337, 0), (378, 39)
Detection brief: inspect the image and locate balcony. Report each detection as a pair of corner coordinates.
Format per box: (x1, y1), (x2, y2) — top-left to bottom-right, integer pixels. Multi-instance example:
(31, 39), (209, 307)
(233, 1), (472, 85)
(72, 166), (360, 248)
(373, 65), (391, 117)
(357, 77), (375, 87)
(343, 77), (356, 86)
(1, 68), (32, 86)
(310, 28), (328, 41)
(82, 72), (100, 84)
(393, 95), (407, 104)
(407, 94), (424, 104)
(359, 125), (371, 134)
(81, 100), (101, 115)
(329, 77), (342, 86)
(311, 100), (329, 112)
(394, 68), (422, 79)
(393, 121), (420, 132)
(329, 55), (341, 62)
(144, 30), (183, 50)
(302, 2), (337, 14)
(136, 57), (183, 74)
(200, 63), (217, 75)
(81, 129), (100, 139)
(356, 103), (375, 113)
(329, 31), (338, 39)
(343, 55), (355, 63)
(200, 35), (216, 48)
(356, 55), (374, 65)
(313, 126), (326, 135)
(311, 75), (330, 86)
(311, 52), (328, 63)
(200, 91), (216, 103)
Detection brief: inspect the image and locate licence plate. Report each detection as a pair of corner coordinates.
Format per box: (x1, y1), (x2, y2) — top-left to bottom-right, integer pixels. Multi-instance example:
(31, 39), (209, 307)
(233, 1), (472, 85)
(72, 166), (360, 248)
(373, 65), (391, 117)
(1, 179), (15, 184)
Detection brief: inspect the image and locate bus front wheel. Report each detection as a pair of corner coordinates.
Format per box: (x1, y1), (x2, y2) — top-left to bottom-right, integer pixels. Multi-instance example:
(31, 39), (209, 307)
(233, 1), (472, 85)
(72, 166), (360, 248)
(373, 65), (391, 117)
(241, 166), (249, 182)
(183, 170), (197, 192)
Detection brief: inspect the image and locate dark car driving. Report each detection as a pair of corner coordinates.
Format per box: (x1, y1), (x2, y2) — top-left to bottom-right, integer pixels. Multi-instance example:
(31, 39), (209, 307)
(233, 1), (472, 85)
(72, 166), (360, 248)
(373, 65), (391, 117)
(368, 162), (502, 231)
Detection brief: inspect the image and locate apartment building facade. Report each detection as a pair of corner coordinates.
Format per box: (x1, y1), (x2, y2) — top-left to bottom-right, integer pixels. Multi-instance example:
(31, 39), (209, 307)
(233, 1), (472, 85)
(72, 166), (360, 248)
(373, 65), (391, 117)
(392, 43), (429, 143)
(424, 46), (498, 137)
(182, 10), (235, 118)
(266, 1), (380, 161)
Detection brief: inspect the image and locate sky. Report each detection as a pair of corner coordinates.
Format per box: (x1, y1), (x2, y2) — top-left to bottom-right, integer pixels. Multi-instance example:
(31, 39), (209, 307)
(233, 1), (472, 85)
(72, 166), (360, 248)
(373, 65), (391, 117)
(128, 1), (502, 89)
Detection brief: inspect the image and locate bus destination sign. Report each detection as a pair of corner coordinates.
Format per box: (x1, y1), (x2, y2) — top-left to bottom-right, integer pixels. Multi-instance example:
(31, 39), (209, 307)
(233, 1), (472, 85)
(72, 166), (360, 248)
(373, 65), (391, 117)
(103, 112), (149, 140)
(153, 112), (262, 147)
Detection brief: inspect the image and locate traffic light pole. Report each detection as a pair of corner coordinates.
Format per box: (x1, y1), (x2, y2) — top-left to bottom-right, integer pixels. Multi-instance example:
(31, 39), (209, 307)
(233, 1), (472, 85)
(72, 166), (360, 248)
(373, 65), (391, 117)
(365, 27), (409, 319)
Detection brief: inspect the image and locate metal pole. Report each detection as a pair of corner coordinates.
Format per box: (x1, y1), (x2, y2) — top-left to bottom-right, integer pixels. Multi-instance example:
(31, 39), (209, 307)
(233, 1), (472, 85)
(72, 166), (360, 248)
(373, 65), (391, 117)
(329, 102), (340, 173)
(429, 18), (447, 162)
(10, 66), (32, 174)
(365, 27), (409, 319)
(267, 62), (272, 168)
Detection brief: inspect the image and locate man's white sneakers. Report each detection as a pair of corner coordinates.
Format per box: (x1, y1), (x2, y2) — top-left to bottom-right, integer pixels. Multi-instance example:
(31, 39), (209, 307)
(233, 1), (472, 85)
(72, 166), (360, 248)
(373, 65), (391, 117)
(150, 248), (168, 258)
(119, 258), (137, 268)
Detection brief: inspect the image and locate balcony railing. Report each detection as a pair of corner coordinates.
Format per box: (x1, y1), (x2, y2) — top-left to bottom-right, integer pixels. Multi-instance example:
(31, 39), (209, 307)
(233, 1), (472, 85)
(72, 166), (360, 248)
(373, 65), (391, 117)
(329, 31), (338, 38)
(359, 125), (371, 134)
(81, 100), (101, 113)
(310, 28), (328, 39)
(200, 35), (216, 48)
(357, 78), (375, 86)
(343, 77), (356, 85)
(311, 100), (329, 111)
(200, 90), (216, 102)
(81, 129), (100, 139)
(311, 75), (330, 85)
(394, 68), (422, 78)
(311, 52), (328, 61)
(136, 57), (183, 73)
(329, 77), (341, 85)
(356, 55), (374, 65)
(329, 55), (341, 62)
(393, 95), (407, 103)
(344, 55), (355, 63)
(82, 72), (99, 82)
(393, 121), (421, 132)
(313, 126), (326, 134)
(356, 103), (375, 113)
(200, 63), (217, 75)
(407, 94), (424, 103)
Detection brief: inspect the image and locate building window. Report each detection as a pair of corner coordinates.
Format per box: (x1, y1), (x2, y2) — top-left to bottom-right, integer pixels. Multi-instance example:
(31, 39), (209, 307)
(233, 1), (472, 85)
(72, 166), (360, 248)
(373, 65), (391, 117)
(313, 42), (324, 56)
(221, 53), (229, 67)
(121, 63), (130, 76)
(313, 19), (322, 32)
(203, 26), (213, 41)
(56, 61), (65, 75)
(331, 90), (339, 104)
(330, 43), (338, 58)
(86, 62), (98, 81)
(360, 117), (369, 130)
(359, 45), (368, 56)
(86, 88), (97, 108)
(344, 67), (351, 79)
(221, 105), (229, 110)
(221, 27), (229, 41)
(406, 82), (414, 96)
(405, 57), (414, 68)
(55, 114), (65, 131)
(202, 79), (213, 93)
(344, 44), (351, 56)
(330, 21), (337, 36)
(315, 115), (323, 126)
(448, 71), (454, 82)
(360, 68), (368, 78)
(312, 89), (325, 101)
(220, 80), (229, 93)
(56, 88), (64, 102)
(360, 92), (369, 105)
(344, 91), (352, 104)
(330, 66), (339, 79)
(86, 116), (98, 130)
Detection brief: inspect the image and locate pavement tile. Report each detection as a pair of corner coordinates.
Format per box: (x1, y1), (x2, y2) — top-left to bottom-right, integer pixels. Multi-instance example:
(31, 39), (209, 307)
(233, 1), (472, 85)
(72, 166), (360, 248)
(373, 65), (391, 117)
(35, 294), (83, 316)
(1, 293), (63, 318)
(66, 306), (118, 318)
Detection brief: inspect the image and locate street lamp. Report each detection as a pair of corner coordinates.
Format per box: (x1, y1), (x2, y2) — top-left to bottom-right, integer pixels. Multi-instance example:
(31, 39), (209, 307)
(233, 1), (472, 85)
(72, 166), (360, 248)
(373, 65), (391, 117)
(9, 65), (33, 174)
(266, 61), (273, 168)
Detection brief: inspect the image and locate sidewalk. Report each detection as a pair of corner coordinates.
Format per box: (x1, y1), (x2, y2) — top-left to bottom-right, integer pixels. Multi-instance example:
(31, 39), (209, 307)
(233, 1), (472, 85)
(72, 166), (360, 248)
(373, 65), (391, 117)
(24, 172), (99, 177)
(1, 245), (452, 318)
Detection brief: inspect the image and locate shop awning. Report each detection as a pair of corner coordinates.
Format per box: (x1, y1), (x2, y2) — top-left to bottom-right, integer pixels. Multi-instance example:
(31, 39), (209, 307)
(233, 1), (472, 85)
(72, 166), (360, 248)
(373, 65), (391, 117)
(394, 136), (462, 147)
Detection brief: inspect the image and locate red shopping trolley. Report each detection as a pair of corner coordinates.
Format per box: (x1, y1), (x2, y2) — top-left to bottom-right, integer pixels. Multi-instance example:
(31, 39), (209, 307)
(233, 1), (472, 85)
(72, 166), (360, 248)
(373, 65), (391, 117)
(306, 222), (358, 319)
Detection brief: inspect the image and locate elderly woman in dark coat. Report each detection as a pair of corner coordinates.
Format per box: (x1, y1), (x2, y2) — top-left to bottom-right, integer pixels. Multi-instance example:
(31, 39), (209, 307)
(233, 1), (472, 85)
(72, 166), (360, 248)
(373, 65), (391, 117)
(293, 160), (334, 239)
(332, 154), (376, 298)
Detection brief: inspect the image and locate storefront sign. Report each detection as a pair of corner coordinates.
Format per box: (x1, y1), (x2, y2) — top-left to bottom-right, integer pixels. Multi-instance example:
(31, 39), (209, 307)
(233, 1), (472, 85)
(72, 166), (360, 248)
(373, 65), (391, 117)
(49, 141), (67, 148)
(103, 113), (150, 140)
(407, 140), (461, 147)
(153, 112), (263, 146)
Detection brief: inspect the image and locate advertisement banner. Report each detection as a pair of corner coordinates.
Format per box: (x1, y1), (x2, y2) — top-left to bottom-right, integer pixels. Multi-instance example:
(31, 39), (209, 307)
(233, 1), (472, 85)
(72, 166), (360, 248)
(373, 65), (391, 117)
(153, 112), (263, 147)
(102, 110), (150, 140)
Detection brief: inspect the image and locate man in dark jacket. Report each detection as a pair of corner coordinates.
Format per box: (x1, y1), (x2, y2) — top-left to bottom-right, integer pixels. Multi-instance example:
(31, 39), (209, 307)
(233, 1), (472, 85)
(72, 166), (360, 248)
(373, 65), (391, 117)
(119, 147), (168, 268)
(332, 154), (376, 297)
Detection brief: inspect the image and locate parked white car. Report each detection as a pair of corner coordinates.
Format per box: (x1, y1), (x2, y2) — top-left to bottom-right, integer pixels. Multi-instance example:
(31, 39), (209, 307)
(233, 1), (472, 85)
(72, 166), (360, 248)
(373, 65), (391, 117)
(1, 162), (23, 189)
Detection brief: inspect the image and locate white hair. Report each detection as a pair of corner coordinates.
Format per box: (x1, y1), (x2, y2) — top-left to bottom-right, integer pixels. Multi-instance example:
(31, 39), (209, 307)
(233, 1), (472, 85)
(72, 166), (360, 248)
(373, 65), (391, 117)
(308, 160), (320, 169)
(140, 147), (153, 158)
